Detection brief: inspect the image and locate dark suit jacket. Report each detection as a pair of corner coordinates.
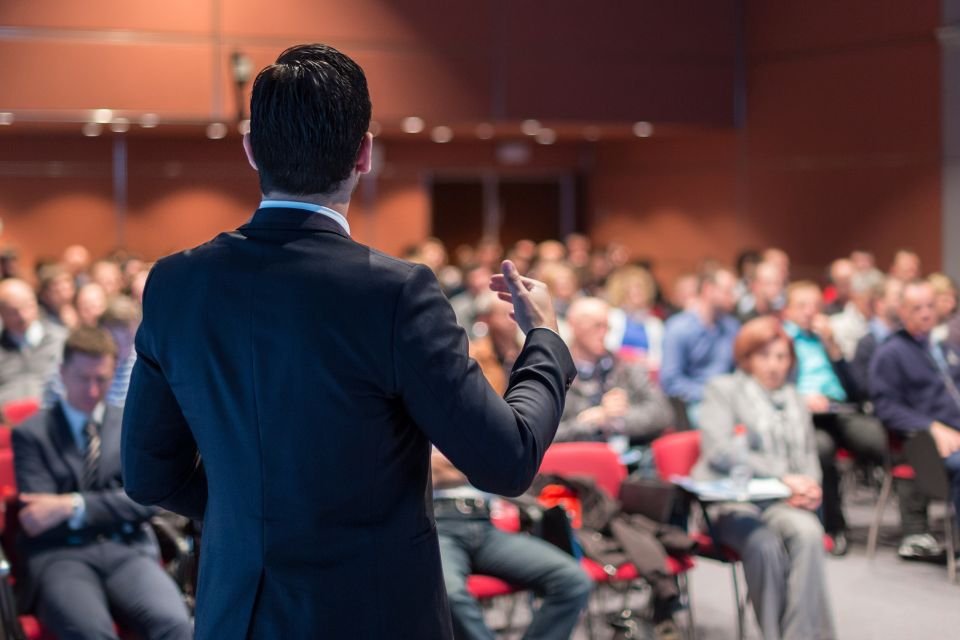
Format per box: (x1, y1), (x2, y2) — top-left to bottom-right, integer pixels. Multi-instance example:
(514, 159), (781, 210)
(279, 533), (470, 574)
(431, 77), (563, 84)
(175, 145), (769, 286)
(12, 404), (157, 609)
(121, 208), (576, 640)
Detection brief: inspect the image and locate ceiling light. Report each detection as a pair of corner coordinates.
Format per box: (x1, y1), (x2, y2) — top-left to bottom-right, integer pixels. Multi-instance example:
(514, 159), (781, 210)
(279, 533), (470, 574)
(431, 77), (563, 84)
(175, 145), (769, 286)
(369, 121), (382, 136)
(401, 117), (425, 134)
(110, 118), (130, 133)
(206, 122), (228, 139)
(237, 119), (251, 135)
(82, 122), (103, 137)
(521, 119), (541, 136)
(139, 113), (159, 128)
(93, 109), (113, 124)
(535, 128), (557, 145)
(0, 113), (13, 126)
(430, 126), (453, 143)
(632, 121), (654, 138)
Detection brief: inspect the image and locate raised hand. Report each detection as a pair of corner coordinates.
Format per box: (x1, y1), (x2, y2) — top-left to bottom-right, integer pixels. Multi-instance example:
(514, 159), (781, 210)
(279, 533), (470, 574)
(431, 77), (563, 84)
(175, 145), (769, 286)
(489, 260), (558, 335)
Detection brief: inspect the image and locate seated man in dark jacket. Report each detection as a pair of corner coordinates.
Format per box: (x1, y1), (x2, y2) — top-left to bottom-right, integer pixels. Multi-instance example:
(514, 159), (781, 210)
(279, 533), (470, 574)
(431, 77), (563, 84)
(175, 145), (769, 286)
(12, 327), (190, 639)
(871, 279), (960, 549)
(782, 281), (887, 554)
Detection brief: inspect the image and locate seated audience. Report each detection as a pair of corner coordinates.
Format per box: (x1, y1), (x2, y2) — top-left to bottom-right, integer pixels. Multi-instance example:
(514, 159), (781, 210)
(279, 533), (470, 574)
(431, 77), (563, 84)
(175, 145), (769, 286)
(871, 279), (960, 554)
(693, 317), (835, 640)
(928, 272), (957, 345)
(37, 264), (78, 329)
(469, 293), (522, 394)
(61, 244), (92, 287)
(824, 258), (855, 315)
(736, 261), (785, 324)
(537, 261), (581, 323)
(90, 259), (125, 299)
(849, 277), (903, 397)
(782, 281), (887, 553)
(604, 266), (665, 370)
(12, 327), (191, 639)
(762, 247), (791, 286)
(829, 268), (884, 361)
(432, 454), (591, 640)
(664, 273), (698, 318)
(75, 282), (108, 328)
(660, 268), (739, 425)
(888, 249), (921, 282)
(0, 278), (67, 405)
(43, 296), (142, 409)
(850, 250), (876, 275)
(558, 297), (673, 445)
(449, 264), (494, 337)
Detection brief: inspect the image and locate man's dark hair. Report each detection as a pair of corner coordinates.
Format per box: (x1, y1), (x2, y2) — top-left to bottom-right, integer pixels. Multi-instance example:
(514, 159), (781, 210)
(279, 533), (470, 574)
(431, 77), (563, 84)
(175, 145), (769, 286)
(249, 43), (372, 196)
(63, 327), (117, 365)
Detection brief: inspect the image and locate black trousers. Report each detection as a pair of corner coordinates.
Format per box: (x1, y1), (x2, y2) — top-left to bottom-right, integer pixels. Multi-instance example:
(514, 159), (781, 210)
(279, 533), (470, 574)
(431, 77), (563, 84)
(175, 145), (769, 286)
(33, 540), (191, 640)
(814, 412), (887, 534)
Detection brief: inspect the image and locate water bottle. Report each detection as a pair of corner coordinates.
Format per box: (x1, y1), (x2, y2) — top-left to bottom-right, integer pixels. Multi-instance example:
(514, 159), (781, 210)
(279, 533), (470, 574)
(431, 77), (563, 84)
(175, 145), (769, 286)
(730, 424), (752, 501)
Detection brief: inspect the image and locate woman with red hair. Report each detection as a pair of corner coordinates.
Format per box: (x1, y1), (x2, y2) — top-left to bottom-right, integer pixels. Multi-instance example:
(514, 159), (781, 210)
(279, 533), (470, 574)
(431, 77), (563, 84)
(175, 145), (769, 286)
(692, 316), (835, 640)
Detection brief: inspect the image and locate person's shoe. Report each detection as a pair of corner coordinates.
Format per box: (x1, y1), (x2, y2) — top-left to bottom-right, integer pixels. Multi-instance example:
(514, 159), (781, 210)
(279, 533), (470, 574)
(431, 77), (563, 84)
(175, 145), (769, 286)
(827, 531), (849, 556)
(898, 533), (944, 560)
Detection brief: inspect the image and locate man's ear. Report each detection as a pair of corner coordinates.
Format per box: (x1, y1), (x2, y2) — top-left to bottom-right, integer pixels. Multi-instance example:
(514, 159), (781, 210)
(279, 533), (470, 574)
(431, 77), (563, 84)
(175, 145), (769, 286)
(242, 133), (258, 171)
(354, 132), (374, 176)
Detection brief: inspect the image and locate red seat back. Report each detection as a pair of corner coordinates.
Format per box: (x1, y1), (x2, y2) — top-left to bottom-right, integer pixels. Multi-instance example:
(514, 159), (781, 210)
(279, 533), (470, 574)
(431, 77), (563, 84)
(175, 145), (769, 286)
(2, 398), (39, 427)
(0, 450), (16, 499)
(650, 431), (701, 480)
(539, 443), (627, 498)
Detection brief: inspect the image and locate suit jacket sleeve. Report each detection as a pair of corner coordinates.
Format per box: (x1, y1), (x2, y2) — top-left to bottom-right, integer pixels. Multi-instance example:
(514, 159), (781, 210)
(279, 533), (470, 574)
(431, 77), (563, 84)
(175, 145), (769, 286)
(121, 273), (207, 520)
(394, 265), (575, 497)
(870, 346), (934, 433)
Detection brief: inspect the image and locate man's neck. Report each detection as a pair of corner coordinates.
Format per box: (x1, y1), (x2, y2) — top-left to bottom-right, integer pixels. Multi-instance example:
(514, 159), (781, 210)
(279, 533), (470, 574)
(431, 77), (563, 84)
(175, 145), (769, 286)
(692, 300), (716, 326)
(570, 344), (600, 365)
(262, 192), (350, 218)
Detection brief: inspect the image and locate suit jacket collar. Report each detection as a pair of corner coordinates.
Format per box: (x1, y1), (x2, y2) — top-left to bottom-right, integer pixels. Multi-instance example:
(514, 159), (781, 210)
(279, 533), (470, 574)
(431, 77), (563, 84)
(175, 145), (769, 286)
(240, 207), (351, 240)
(49, 403), (84, 489)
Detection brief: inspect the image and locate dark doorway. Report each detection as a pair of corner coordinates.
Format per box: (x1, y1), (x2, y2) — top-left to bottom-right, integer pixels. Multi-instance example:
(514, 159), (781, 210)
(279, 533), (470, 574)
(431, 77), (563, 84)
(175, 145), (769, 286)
(429, 175), (572, 254)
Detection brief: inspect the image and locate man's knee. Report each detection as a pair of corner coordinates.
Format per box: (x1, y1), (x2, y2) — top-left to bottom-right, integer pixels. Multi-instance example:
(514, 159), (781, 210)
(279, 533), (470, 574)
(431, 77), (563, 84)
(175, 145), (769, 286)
(742, 526), (788, 567)
(549, 562), (592, 603)
(783, 510), (826, 551)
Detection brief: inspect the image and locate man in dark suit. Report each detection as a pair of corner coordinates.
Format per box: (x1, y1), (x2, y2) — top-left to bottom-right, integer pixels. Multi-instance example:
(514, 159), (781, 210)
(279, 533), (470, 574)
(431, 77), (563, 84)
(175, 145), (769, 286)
(122, 43), (576, 640)
(13, 327), (191, 639)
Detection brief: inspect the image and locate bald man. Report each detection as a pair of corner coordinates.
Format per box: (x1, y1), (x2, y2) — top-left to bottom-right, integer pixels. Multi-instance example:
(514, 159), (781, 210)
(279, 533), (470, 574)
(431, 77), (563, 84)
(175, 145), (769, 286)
(559, 297), (673, 445)
(0, 279), (67, 405)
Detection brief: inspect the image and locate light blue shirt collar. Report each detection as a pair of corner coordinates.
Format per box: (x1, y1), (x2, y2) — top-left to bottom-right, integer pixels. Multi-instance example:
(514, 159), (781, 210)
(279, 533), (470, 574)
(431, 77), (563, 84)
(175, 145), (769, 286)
(59, 400), (105, 452)
(258, 199), (350, 236)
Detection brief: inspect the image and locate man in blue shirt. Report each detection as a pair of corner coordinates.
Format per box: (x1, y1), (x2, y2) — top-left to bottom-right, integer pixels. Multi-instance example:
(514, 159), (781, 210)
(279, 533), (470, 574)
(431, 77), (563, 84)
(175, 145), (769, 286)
(782, 282), (887, 554)
(660, 268), (740, 426)
(872, 279), (960, 554)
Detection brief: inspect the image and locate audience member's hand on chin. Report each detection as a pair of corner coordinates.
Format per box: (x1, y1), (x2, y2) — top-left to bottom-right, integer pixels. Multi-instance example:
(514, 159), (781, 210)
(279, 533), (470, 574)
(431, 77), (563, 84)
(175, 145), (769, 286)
(489, 260), (558, 335)
(804, 394), (831, 414)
